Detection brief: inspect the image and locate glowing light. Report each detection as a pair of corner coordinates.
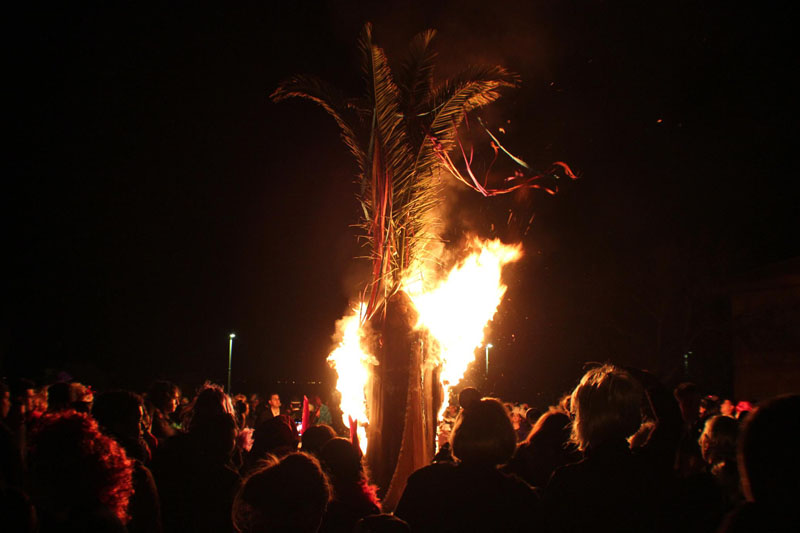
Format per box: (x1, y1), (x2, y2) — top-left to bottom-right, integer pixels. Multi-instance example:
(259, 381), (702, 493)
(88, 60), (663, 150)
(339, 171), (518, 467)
(326, 303), (375, 454)
(406, 238), (522, 419)
(326, 237), (522, 454)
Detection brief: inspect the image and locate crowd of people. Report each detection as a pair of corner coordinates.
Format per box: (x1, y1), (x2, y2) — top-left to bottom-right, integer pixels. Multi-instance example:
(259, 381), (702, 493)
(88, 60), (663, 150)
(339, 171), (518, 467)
(1, 366), (797, 532)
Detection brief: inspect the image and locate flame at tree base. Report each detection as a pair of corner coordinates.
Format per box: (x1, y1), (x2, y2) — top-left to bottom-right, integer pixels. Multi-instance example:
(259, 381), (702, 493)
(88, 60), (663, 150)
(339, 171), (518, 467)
(327, 237), (522, 456)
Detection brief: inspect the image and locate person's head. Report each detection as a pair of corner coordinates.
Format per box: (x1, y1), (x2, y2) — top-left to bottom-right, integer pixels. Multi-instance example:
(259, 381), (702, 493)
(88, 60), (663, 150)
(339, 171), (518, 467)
(249, 393), (262, 408)
(268, 393), (281, 410)
(525, 407), (543, 427)
(29, 410), (133, 524)
(92, 390), (145, 441)
(301, 424), (336, 456)
(570, 364), (643, 451)
(188, 382), (235, 429)
(720, 398), (736, 418)
(735, 400), (753, 419)
(738, 394), (800, 506)
(525, 407), (572, 449)
(233, 452), (331, 533)
(699, 415), (738, 466)
(68, 382), (94, 413)
(319, 437), (365, 487)
(233, 394), (249, 422)
(46, 382), (71, 412)
(674, 382), (700, 423)
(699, 395), (720, 418)
(251, 415), (297, 459)
(458, 387), (481, 410)
(451, 397), (516, 466)
(510, 406), (525, 428)
(148, 380), (180, 414)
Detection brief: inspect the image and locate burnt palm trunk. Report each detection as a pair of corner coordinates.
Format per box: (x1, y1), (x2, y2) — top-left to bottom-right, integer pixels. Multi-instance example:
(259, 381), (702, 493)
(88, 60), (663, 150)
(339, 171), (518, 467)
(365, 290), (441, 509)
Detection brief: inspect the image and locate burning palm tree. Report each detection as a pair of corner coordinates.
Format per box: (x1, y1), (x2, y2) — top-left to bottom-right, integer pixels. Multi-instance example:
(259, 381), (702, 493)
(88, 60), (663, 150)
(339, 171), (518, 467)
(272, 23), (569, 507)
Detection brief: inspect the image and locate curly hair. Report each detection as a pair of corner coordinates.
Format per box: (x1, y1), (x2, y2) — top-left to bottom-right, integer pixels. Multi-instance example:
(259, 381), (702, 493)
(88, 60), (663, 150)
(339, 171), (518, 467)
(29, 410), (134, 523)
(233, 452), (331, 533)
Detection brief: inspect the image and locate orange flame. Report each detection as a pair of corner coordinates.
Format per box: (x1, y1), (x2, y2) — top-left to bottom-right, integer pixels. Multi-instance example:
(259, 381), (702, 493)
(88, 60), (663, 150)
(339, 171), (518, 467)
(326, 303), (375, 454)
(327, 238), (522, 453)
(406, 238), (522, 419)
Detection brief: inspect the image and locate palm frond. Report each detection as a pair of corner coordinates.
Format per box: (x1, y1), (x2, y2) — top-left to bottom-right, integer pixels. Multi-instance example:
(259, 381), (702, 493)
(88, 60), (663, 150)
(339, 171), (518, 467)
(397, 29), (438, 118)
(271, 74), (367, 177)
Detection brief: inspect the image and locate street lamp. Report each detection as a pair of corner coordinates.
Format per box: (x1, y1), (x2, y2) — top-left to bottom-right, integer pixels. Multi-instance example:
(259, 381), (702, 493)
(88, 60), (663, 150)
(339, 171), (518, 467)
(485, 343), (493, 376)
(227, 333), (236, 393)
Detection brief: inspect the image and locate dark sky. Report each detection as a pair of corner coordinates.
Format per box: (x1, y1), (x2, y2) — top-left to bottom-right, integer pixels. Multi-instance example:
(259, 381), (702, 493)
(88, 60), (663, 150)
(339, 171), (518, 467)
(4, 2), (796, 401)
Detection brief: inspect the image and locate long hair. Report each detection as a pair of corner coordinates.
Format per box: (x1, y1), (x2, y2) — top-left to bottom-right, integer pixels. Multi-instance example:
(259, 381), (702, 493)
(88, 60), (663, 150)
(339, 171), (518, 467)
(29, 410), (134, 523)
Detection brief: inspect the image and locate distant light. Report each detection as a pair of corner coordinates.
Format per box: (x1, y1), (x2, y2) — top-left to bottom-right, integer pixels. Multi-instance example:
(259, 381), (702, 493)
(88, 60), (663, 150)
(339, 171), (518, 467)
(487, 343), (493, 348)
(230, 333), (236, 339)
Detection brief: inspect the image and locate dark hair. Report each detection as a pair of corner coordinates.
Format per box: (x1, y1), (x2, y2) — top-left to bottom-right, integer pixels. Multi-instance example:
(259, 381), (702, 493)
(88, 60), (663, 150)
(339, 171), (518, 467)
(738, 394), (800, 505)
(233, 452), (331, 533)
(185, 382), (234, 431)
(458, 387), (481, 409)
(451, 397), (516, 466)
(570, 364), (643, 450)
(301, 424), (336, 456)
(29, 410), (133, 523)
(148, 380), (178, 412)
(92, 390), (144, 433)
(524, 407), (572, 448)
(46, 382), (72, 412)
(319, 437), (368, 487)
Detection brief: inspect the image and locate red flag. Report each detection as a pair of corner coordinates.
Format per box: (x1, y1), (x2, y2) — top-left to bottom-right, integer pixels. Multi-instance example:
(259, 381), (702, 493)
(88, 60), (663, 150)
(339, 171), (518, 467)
(301, 395), (310, 435)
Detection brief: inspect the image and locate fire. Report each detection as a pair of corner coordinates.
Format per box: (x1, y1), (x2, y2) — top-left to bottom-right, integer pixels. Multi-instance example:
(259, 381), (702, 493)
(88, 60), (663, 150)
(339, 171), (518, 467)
(405, 238), (522, 418)
(327, 238), (522, 453)
(326, 303), (375, 454)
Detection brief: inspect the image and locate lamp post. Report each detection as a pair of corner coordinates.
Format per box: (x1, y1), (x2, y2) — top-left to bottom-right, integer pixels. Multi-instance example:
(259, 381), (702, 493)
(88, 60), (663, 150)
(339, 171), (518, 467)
(485, 343), (493, 377)
(227, 333), (236, 393)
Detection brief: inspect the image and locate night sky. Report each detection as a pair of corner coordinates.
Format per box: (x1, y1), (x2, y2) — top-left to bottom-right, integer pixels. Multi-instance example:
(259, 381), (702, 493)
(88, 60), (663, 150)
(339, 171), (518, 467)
(4, 2), (796, 403)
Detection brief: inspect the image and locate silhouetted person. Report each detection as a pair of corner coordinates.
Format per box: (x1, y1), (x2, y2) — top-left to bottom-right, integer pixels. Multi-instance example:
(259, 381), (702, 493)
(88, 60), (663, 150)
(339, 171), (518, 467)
(699, 415), (741, 507)
(719, 394), (800, 532)
(395, 397), (539, 532)
(543, 364), (680, 533)
(93, 390), (163, 533)
(318, 437), (380, 532)
(256, 392), (283, 425)
(506, 407), (579, 488)
(674, 382), (705, 477)
(232, 452), (331, 533)
(147, 380), (181, 445)
(151, 383), (241, 533)
(28, 410), (133, 532)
